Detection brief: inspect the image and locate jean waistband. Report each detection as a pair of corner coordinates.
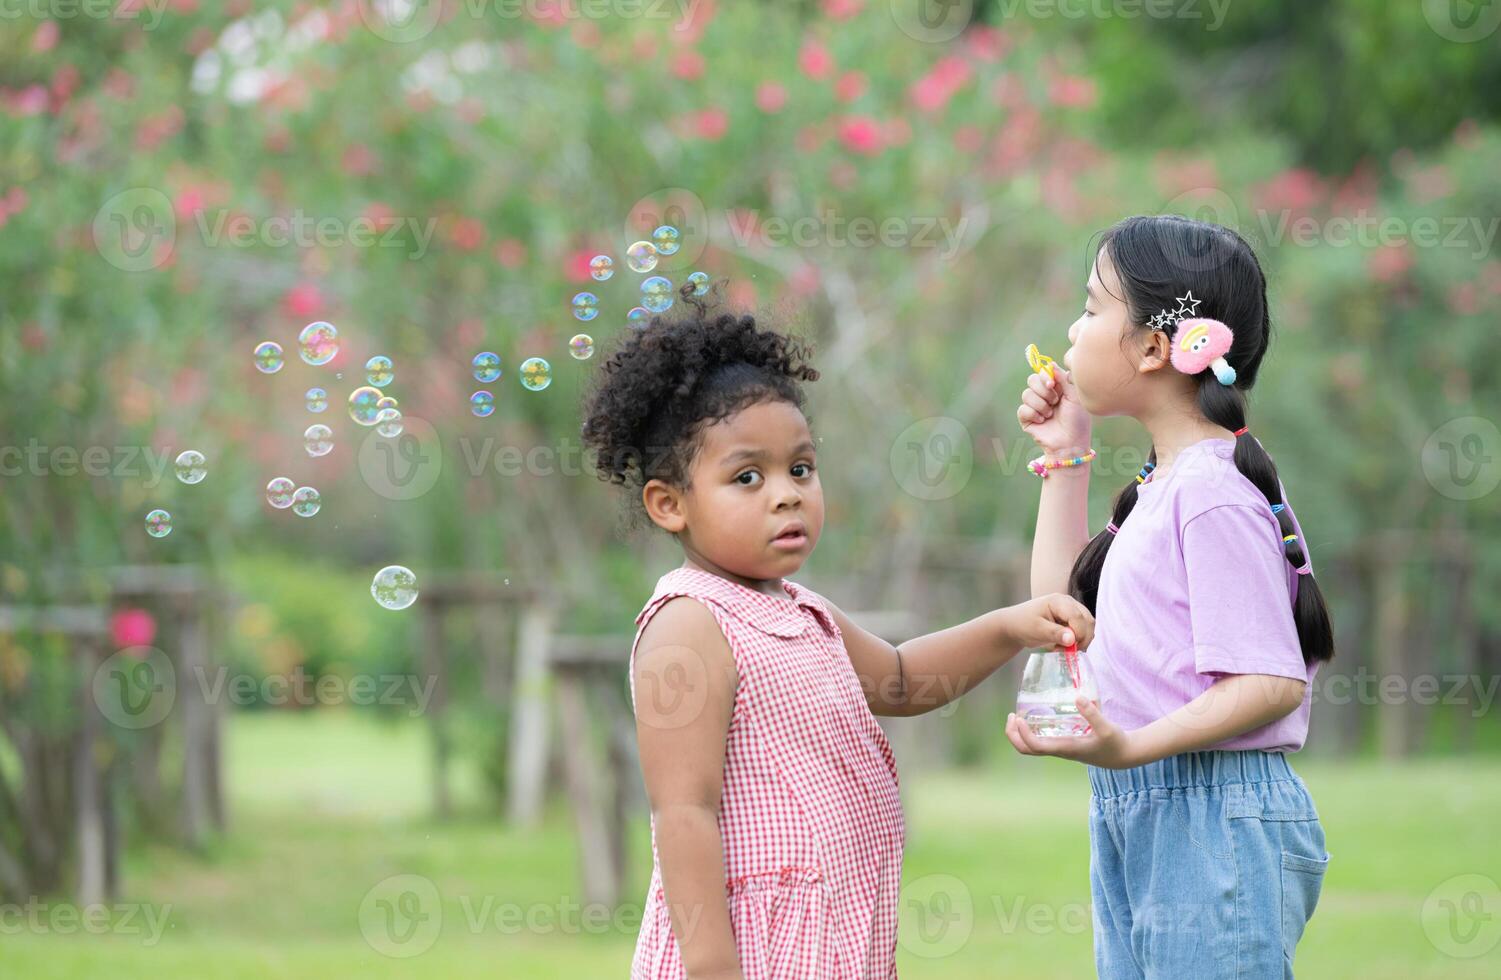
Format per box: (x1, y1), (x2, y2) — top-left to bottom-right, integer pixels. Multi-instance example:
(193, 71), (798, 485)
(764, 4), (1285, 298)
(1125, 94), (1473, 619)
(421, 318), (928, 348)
(1088, 749), (1298, 800)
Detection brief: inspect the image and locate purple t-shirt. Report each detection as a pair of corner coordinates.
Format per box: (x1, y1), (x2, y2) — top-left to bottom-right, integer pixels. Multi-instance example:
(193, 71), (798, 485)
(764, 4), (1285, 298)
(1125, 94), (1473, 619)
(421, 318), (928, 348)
(1089, 438), (1318, 753)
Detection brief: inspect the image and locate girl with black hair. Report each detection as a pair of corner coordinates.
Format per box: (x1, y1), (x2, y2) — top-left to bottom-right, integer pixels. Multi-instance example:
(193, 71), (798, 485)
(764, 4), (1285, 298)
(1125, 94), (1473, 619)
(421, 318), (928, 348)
(1006, 215), (1334, 977)
(582, 288), (1093, 979)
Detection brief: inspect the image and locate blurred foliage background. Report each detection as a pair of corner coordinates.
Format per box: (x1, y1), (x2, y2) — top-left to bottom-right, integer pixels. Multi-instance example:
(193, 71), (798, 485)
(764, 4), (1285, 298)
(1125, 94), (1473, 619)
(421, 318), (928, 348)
(1, 0), (1499, 975)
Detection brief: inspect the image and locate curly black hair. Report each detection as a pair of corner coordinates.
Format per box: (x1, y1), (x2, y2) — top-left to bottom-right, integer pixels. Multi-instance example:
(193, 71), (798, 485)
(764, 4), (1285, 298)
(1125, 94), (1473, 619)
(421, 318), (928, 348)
(580, 284), (819, 526)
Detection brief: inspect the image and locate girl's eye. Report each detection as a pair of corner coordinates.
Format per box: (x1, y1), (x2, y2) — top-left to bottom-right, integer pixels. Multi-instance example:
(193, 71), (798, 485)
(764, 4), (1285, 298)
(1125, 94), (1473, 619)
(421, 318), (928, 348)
(735, 470), (761, 486)
(792, 462), (813, 478)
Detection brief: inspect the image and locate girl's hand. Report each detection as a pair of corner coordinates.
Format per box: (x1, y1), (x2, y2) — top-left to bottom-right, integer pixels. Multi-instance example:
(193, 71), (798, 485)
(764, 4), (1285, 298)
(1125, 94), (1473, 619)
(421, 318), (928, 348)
(1016, 366), (1092, 457)
(1001, 593), (1095, 652)
(1005, 698), (1140, 769)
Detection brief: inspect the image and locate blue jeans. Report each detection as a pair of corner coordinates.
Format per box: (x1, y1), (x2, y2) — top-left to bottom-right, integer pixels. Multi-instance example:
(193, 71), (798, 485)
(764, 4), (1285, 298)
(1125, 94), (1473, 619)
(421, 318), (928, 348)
(1087, 750), (1330, 979)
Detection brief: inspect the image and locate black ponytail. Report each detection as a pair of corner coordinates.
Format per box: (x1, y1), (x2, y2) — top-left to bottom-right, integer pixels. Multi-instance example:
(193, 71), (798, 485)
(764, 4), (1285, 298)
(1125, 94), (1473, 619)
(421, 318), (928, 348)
(1067, 215), (1335, 664)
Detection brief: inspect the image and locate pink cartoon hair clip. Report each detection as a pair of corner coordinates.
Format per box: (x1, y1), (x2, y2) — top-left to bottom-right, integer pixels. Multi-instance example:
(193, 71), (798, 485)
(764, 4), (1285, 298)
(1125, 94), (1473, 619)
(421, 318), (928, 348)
(1170, 317), (1237, 386)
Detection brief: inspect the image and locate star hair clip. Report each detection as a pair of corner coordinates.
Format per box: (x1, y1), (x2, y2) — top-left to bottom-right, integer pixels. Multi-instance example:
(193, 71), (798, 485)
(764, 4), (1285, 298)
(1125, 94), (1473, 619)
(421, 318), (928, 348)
(1150, 291), (1238, 386)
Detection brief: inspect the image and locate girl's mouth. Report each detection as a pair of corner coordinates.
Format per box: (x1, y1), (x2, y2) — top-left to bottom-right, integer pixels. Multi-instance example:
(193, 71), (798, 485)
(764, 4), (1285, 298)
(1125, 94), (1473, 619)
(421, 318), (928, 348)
(772, 526), (808, 550)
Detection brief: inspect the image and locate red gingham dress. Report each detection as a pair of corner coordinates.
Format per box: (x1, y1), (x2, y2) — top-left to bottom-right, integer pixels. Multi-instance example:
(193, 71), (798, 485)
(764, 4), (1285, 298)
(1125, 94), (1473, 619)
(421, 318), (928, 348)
(629, 566), (906, 979)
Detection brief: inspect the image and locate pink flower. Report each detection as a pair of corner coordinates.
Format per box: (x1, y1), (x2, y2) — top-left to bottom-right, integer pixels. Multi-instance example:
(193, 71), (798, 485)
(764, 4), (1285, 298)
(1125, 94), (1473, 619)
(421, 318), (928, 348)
(450, 217), (486, 251)
(789, 264), (820, 296)
(1253, 168), (1322, 213)
(341, 143), (377, 177)
(282, 282), (323, 319)
(1048, 75), (1097, 108)
(672, 0), (716, 44)
(834, 71), (867, 103)
(953, 124), (984, 154)
(495, 237), (527, 268)
(1447, 282), (1480, 316)
(570, 21), (601, 47)
(910, 56), (970, 114)
(364, 201), (397, 230)
(11, 85), (49, 116)
(111, 609), (157, 649)
(672, 50), (706, 81)
(695, 107), (728, 140)
(822, 0), (863, 18)
(566, 250), (594, 283)
(756, 82), (788, 113)
(965, 25), (1010, 62)
(799, 40), (834, 81)
(1366, 244), (1412, 284)
(837, 115), (882, 155)
(32, 20), (59, 53)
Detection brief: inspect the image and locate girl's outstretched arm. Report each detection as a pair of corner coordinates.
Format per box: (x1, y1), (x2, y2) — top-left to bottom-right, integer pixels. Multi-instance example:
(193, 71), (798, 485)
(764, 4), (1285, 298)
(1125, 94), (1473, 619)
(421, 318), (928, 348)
(633, 597), (744, 980)
(828, 594), (1094, 717)
(1017, 366), (1094, 597)
(1004, 673), (1308, 769)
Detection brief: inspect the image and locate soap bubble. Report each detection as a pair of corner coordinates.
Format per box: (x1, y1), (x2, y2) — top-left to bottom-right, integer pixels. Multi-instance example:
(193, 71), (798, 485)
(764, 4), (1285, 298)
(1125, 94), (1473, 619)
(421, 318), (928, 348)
(641, 276), (673, 313)
(371, 565), (419, 610)
(472, 351), (502, 383)
(626, 306), (649, 327)
(304, 423), (334, 457)
(348, 386), (383, 425)
(376, 395), (398, 412)
(306, 387), (328, 413)
(569, 334), (595, 360)
(266, 477), (295, 509)
(686, 271), (710, 296)
(589, 255), (614, 281)
(625, 240), (658, 273)
(291, 486), (321, 517)
(519, 357), (552, 391)
(174, 450), (206, 484)
(571, 292), (599, 322)
(144, 509), (172, 538)
(470, 390), (495, 417)
(254, 341), (284, 374)
(366, 355), (394, 387)
(652, 225), (681, 256)
(298, 321), (339, 366)
(376, 407), (404, 437)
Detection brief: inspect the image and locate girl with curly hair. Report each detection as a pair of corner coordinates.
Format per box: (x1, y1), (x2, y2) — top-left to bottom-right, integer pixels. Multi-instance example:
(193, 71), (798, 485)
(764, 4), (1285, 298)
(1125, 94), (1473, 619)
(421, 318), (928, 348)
(582, 288), (1094, 979)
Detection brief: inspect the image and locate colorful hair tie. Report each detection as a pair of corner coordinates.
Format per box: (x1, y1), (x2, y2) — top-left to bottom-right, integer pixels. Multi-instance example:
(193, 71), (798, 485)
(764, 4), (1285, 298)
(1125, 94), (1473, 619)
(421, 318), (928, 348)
(1282, 533), (1299, 545)
(1105, 521), (1120, 536)
(1135, 461), (1156, 485)
(1270, 503), (1286, 514)
(1233, 426), (1249, 437)
(1295, 565), (1313, 576)
(1027, 448), (1097, 478)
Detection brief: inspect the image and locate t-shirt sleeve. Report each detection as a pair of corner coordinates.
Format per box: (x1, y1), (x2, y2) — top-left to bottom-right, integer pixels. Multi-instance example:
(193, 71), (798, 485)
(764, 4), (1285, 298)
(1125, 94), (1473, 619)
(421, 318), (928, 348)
(1181, 504), (1307, 680)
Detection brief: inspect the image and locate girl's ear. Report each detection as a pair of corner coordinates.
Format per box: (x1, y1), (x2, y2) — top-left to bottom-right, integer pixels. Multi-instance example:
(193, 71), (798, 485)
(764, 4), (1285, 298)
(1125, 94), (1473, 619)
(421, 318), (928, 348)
(1136, 328), (1174, 375)
(642, 479), (687, 534)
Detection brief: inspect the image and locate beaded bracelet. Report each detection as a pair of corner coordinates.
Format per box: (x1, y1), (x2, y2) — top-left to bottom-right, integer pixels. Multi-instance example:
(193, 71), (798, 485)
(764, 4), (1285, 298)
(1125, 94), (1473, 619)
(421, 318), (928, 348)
(1027, 448), (1097, 478)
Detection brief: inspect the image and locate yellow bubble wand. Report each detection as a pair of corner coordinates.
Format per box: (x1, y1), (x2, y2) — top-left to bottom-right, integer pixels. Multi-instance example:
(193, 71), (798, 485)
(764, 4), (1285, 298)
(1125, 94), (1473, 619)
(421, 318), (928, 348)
(1025, 343), (1058, 381)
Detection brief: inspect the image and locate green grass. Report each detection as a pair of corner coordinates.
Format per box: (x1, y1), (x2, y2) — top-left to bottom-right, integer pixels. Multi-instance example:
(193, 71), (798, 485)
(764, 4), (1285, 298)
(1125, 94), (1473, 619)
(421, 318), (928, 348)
(5, 712), (1498, 978)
